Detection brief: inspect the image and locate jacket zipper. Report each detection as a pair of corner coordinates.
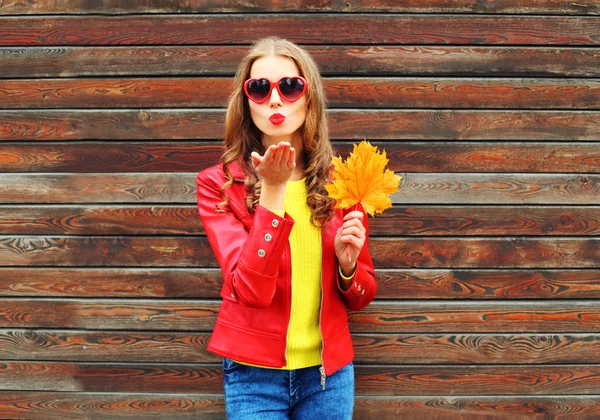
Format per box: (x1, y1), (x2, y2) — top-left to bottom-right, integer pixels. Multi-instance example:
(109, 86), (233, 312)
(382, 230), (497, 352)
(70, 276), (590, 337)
(283, 244), (291, 368)
(318, 259), (326, 391)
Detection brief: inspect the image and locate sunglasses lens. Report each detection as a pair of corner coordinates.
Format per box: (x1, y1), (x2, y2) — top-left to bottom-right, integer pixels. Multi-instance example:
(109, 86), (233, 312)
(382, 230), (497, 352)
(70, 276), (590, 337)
(246, 79), (271, 102)
(279, 77), (306, 101)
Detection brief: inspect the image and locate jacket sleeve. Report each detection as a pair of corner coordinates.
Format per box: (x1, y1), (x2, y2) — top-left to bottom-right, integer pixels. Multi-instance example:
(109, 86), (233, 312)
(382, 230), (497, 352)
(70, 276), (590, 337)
(335, 203), (377, 311)
(196, 170), (294, 309)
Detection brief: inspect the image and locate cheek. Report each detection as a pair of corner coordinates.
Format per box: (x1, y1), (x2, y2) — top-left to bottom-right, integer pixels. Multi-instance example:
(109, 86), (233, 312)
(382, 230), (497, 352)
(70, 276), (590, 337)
(248, 103), (260, 123)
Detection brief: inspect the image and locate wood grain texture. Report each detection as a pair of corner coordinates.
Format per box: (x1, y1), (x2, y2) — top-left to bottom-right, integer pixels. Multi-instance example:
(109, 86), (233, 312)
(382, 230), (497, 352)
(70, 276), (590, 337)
(0, 330), (218, 363)
(0, 1), (597, 414)
(367, 236), (600, 269)
(353, 365), (600, 395)
(1, 0), (598, 14)
(0, 299), (220, 331)
(354, 396), (600, 419)
(0, 268), (222, 298)
(1, 78), (599, 109)
(2, 394), (600, 420)
(0, 16), (598, 46)
(374, 269), (600, 299)
(0, 142), (224, 172)
(348, 301), (600, 332)
(0, 236), (598, 268)
(353, 334), (600, 364)
(1, 46), (598, 78)
(2, 142), (600, 173)
(2, 268), (600, 299)
(4, 362), (600, 395)
(0, 206), (205, 235)
(1, 173), (598, 204)
(1, 205), (598, 236)
(4, 300), (600, 332)
(396, 173), (600, 204)
(5, 330), (600, 365)
(2, 109), (598, 141)
(0, 392), (226, 420)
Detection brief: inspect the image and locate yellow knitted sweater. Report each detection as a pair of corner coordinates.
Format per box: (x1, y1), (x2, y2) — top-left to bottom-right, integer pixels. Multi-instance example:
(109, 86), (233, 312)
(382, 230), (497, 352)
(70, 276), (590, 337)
(236, 177), (323, 369)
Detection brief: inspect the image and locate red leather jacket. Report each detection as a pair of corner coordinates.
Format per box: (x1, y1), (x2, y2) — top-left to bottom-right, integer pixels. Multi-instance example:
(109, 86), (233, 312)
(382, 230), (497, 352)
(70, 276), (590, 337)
(196, 161), (376, 377)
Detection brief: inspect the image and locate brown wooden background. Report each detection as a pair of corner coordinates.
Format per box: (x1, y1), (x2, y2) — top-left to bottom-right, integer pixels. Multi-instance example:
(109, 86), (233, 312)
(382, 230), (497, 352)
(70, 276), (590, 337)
(0, 1), (599, 419)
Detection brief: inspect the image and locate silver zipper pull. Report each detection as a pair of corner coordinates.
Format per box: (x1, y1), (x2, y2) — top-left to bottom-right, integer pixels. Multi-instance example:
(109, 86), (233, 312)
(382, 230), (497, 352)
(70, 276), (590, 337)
(319, 366), (326, 390)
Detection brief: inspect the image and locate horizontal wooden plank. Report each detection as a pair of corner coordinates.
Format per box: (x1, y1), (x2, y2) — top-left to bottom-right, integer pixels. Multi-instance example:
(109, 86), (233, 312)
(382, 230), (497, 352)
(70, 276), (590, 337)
(2, 142), (600, 173)
(2, 46), (599, 78)
(1, 0), (598, 15)
(0, 142), (224, 173)
(354, 365), (600, 395)
(1, 109), (598, 141)
(0, 16), (598, 46)
(1, 78), (599, 109)
(397, 173), (600, 204)
(348, 301), (600, 333)
(0, 299), (220, 331)
(3, 300), (600, 332)
(3, 362), (600, 395)
(354, 396), (600, 418)
(2, 205), (599, 236)
(0, 236), (598, 268)
(0, 330), (217, 363)
(2, 268), (600, 299)
(0, 392), (226, 419)
(375, 268), (600, 299)
(1, 173), (598, 204)
(0, 268), (222, 298)
(0, 173), (196, 203)
(5, 330), (600, 364)
(0, 206), (206, 235)
(354, 333), (600, 364)
(2, 394), (600, 420)
(0, 236), (216, 267)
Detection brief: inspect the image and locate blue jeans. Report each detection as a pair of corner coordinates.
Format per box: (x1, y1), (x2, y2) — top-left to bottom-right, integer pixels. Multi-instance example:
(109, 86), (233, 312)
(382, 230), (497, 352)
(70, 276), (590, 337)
(222, 357), (354, 419)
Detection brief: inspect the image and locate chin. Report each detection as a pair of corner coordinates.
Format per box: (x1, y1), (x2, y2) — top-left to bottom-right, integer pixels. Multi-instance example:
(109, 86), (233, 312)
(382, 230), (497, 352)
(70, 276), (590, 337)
(258, 122), (302, 138)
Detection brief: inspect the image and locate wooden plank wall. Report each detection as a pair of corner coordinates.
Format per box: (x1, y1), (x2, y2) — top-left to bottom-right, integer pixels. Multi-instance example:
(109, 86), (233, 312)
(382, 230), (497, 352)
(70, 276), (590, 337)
(0, 1), (599, 418)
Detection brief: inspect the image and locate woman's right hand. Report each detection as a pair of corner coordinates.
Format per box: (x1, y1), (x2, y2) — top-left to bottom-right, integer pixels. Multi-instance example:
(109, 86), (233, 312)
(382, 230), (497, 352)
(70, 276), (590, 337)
(251, 142), (296, 187)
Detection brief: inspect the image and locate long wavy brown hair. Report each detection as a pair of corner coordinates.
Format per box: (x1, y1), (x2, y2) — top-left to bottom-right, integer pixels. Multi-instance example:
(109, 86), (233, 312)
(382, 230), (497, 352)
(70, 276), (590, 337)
(220, 36), (336, 227)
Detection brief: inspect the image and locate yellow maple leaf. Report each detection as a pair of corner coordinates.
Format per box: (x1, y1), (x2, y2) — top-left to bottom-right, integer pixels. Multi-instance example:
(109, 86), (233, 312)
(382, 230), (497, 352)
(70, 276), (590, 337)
(325, 140), (401, 216)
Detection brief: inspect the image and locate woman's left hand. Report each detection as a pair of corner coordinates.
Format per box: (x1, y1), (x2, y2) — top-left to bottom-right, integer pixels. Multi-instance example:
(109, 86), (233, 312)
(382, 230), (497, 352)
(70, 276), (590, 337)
(334, 210), (366, 275)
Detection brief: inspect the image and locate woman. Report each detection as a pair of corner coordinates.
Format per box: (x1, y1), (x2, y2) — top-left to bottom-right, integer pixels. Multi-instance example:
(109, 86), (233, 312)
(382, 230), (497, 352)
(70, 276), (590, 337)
(196, 36), (376, 419)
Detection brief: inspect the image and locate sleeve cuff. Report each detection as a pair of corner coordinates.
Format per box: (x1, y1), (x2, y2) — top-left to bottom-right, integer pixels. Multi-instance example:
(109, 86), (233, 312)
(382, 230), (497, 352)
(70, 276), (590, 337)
(269, 208), (285, 217)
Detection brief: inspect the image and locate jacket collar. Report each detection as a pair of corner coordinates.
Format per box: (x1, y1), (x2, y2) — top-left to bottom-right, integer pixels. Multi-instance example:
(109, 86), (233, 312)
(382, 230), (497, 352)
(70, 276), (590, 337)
(225, 159), (246, 182)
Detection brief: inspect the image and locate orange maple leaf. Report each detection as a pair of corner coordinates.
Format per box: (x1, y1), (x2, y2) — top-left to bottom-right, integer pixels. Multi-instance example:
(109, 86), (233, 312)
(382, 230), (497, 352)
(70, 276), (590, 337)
(325, 140), (401, 216)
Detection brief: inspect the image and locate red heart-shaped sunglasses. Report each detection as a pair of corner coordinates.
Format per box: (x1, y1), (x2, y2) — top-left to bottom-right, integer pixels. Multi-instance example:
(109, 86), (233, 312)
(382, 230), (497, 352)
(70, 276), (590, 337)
(243, 76), (308, 104)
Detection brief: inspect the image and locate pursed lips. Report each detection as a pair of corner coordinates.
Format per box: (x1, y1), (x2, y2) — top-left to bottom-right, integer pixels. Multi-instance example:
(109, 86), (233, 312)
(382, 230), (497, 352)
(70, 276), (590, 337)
(269, 113), (286, 125)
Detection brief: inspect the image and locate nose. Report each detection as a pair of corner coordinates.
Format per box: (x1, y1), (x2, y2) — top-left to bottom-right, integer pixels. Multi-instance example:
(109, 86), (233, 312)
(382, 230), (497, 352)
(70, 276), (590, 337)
(269, 86), (283, 107)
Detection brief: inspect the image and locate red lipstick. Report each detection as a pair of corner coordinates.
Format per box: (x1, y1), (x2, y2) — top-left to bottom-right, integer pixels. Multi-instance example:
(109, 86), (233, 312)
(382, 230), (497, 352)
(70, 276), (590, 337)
(269, 113), (286, 125)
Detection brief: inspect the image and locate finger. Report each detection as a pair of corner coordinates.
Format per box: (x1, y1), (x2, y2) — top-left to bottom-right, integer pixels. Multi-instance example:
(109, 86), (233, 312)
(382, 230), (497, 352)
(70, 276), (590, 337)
(287, 147), (296, 169)
(340, 235), (364, 249)
(277, 143), (292, 166)
(251, 151), (262, 168)
(341, 226), (364, 238)
(344, 210), (364, 221)
(270, 144), (285, 166)
(343, 218), (365, 232)
(263, 145), (277, 165)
